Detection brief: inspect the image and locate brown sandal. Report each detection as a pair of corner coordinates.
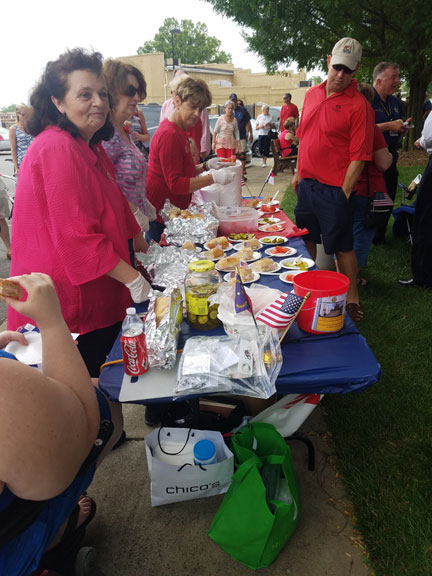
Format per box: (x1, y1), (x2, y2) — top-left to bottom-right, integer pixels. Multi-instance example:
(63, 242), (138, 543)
(346, 302), (365, 322)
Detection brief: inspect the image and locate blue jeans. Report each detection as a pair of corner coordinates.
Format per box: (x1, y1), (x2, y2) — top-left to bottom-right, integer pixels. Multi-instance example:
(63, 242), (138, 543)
(352, 195), (375, 268)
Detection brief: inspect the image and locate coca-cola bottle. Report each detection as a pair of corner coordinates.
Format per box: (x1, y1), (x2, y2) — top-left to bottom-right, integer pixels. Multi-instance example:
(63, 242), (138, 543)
(120, 307), (149, 376)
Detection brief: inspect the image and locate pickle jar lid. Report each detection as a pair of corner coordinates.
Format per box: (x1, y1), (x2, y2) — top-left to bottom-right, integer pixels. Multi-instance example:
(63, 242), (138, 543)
(189, 260), (215, 272)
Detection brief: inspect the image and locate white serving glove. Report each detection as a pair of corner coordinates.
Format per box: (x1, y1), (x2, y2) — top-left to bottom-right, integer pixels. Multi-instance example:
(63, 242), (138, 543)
(210, 169), (235, 185)
(206, 157), (223, 170)
(125, 273), (151, 303)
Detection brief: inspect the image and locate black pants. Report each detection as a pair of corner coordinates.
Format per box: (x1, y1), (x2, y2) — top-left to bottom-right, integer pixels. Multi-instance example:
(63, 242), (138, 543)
(375, 149), (399, 241)
(77, 321), (122, 377)
(411, 157), (432, 286)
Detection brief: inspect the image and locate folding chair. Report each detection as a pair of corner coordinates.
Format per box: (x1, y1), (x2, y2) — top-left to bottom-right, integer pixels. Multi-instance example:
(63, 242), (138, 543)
(392, 183), (416, 244)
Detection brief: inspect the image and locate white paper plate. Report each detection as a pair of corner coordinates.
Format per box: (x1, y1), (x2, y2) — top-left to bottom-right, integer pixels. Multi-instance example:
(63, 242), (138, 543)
(258, 217), (281, 225)
(281, 257), (315, 270)
(238, 251), (262, 263)
(257, 206), (281, 217)
(228, 233), (257, 243)
(258, 223), (286, 233)
(251, 260), (282, 274)
(279, 270), (307, 284)
(232, 240), (262, 251)
(257, 200), (280, 208)
(265, 246), (297, 258)
(223, 271), (260, 284)
(260, 235), (288, 246)
(203, 241), (232, 252)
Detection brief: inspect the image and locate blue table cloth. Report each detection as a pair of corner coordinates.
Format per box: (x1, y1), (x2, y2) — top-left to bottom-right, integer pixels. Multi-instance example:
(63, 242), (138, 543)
(99, 232), (381, 402)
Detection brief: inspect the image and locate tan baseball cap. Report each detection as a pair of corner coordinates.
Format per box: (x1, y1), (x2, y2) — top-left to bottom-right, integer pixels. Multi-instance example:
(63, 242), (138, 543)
(330, 37), (362, 71)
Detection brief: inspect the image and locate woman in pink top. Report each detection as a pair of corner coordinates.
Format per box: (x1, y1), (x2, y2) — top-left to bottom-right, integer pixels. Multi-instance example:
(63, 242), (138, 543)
(8, 49), (151, 376)
(212, 100), (240, 159)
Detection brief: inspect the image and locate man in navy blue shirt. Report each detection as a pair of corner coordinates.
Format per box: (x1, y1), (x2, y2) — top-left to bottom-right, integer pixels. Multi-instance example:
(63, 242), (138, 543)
(230, 93), (253, 180)
(372, 62), (409, 244)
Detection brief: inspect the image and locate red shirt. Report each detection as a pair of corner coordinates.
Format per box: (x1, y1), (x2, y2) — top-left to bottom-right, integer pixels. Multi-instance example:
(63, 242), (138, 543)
(356, 125), (388, 197)
(297, 79), (374, 187)
(280, 103), (299, 127)
(147, 119), (196, 222)
(8, 126), (140, 334)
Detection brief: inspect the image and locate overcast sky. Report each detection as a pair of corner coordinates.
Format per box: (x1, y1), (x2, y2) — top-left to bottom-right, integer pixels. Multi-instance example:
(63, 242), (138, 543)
(0, 0), (286, 108)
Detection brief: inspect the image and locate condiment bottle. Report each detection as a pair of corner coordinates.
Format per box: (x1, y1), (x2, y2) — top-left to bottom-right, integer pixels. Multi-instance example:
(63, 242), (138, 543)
(184, 260), (222, 330)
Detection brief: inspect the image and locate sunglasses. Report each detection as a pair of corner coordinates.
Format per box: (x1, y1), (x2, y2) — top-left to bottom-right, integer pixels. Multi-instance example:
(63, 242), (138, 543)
(124, 84), (140, 98)
(332, 64), (355, 75)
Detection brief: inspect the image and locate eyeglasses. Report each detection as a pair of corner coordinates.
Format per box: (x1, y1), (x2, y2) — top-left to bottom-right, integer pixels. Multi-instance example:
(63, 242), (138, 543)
(124, 85), (140, 98)
(332, 64), (355, 75)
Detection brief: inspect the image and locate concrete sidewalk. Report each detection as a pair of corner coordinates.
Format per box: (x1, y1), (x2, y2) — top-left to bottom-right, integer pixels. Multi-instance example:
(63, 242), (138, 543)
(85, 158), (369, 576)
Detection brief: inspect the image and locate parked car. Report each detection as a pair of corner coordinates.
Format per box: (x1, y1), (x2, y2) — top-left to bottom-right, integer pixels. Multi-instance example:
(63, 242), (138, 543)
(0, 127), (10, 152)
(137, 103), (162, 151)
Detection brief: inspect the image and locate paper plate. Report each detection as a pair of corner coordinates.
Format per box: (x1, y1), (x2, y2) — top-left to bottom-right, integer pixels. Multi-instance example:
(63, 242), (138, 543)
(265, 246), (297, 257)
(257, 206), (281, 217)
(215, 259), (242, 272)
(257, 200), (280, 208)
(258, 223), (286, 233)
(279, 270), (307, 284)
(260, 235), (288, 246)
(223, 271), (260, 284)
(238, 251), (262, 263)
(251, 260), (281, 274)
(228, 233), (256, 243)
(203, 241), (232, 252)
(232, 240), (262, 251)
(281, 257), (315, 270)
(258, 217), (281, 226)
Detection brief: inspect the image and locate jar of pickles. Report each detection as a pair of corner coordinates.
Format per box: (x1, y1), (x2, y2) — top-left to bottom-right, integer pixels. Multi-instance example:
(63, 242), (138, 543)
(185, 260), (222, 330)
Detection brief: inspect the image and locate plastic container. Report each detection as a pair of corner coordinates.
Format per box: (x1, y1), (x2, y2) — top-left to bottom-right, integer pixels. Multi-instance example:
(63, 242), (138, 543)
(199, 160), (242, 206)
(215, 206), (259, 236)
(185, 260), (222, 330)
(293, 271), (349, 334)
(193, 439), (217, 465)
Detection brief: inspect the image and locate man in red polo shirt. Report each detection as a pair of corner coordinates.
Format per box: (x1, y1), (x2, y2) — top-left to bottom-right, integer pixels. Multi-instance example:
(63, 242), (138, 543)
(292, 37), (374, 322)
(278, 93), (299, 131)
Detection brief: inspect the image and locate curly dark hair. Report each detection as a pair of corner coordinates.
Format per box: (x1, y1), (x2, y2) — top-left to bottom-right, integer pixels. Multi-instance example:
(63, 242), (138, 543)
(28, 48), (113, 144)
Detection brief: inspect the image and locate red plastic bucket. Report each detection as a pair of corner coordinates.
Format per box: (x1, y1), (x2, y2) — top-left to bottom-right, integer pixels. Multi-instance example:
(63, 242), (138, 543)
(293, 270), (349, 334)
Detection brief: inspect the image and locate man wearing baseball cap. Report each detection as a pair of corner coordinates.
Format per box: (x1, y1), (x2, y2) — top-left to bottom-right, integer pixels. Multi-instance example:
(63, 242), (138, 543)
(292, 37), (374, 322)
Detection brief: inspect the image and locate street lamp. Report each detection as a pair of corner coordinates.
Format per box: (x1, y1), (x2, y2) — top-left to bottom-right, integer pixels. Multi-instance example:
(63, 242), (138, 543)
(170, 28), (181, 73)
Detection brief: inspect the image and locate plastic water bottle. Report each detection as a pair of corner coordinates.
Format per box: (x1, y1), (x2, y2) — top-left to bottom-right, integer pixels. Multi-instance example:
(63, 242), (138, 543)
(120, 307), (149, 376)
(193, 439), (217, 466)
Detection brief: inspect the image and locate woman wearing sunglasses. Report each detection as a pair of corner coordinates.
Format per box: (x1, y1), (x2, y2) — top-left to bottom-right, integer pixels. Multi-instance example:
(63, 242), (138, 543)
(8, 49), (151, 378)
(103, 60), (156, 249)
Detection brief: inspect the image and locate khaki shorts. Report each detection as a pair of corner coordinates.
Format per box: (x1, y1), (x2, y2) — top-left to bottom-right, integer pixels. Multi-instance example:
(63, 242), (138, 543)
(239, 139), (249, 154)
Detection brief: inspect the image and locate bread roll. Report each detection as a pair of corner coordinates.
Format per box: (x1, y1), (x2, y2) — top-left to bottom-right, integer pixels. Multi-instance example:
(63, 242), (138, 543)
(217, 255), (240, 271)
(155, 296), (170, 327)
(251, 258), (277, 272)
(182, 241), (196, 251)
(0, 279), (23, 300)
(237, 247), (254, 260)
(208, 236), (229, 249)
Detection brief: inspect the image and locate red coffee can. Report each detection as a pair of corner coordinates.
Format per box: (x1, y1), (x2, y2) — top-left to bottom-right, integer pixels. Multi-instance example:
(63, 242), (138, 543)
(121, 331), (149, 376)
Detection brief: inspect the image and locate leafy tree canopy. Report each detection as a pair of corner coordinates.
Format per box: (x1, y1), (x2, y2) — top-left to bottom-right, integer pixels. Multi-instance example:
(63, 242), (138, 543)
(206, 0), (432, 143)
(1, 105), (16, 113)
(137, 18), (231, 65)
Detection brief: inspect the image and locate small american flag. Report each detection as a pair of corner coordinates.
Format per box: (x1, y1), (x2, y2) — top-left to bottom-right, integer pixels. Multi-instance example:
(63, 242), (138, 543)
(265, 168), (275, 185)
(257, 291), (305, 329)
(372, 191), (394, 210)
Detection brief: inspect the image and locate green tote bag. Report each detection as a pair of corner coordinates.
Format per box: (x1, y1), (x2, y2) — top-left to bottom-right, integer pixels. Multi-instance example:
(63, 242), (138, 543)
(208, 423), (300, 569)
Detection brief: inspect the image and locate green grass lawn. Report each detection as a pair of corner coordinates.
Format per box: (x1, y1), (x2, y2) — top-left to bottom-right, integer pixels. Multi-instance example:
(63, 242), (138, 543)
(281, 167), (432, 576)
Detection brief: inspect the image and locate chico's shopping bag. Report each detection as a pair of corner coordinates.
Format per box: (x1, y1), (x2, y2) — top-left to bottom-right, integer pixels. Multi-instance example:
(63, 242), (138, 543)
(144, 427), (234, 507)
(209, 423), (299, 569)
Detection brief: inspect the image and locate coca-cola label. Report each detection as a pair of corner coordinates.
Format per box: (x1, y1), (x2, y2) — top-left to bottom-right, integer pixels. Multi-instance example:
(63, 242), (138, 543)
(121, 332), (149, 376)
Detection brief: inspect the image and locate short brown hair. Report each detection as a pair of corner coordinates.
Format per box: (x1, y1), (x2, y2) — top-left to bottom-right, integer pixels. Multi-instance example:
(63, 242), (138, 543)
(284, 117), (295, 130)
(174, 77), (212, 109)
(103, 59), (147, 105)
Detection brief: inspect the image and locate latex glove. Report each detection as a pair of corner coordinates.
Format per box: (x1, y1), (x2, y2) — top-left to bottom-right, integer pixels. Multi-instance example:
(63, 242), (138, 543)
(210, 169), (235, 185)
(126, 273), (151, 303)
(206, 157), (223, 170)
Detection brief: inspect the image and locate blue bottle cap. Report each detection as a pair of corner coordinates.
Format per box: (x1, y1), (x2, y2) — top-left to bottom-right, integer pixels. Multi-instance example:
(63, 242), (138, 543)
(193, 439), (216, 463)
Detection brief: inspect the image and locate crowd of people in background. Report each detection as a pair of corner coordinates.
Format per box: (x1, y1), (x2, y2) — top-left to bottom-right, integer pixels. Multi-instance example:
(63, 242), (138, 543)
(0, 35), (430, 575)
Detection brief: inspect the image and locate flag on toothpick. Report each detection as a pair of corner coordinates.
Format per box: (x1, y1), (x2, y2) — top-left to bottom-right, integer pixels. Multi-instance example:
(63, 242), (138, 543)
(265, 168), (275, 185)
(234, 270), (252, 314)
(256, 291), (305, 329)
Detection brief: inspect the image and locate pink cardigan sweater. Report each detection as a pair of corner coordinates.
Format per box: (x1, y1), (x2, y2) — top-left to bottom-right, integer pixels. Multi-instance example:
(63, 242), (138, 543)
(8, 126), (140, 334)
